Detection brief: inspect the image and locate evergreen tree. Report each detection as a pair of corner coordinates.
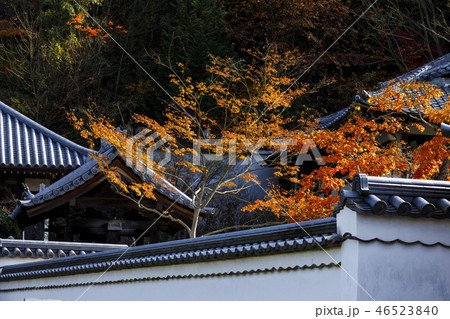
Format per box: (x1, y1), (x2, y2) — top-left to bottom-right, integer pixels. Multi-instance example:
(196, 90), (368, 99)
(160, 0), (233, 79)
(0, 209), (21, 239)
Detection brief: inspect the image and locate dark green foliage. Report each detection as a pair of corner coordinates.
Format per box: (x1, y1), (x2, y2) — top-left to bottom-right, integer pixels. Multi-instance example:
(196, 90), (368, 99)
(160, 0), (234, 79)
(0, 0), (448, 136)
(0, 209), (21, 239)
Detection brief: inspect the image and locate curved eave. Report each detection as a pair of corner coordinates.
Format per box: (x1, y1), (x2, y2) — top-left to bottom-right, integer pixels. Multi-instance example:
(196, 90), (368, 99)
(0, 163), (85, 172)
(14, 156), (199, 227)
(317, 106), (352, 130)
(378, 53), (450, 87)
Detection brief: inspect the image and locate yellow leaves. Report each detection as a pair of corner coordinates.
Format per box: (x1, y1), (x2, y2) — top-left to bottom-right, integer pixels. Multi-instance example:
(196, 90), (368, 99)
(189, 166), (201, 173)
(240, 172), (259, 184)
(134, 183), (156, 200)
(71, 47), (450, 226)
(368, 80), (444, 114)
(243, 187), (337, 221)
(221, 181), (237, 188)
(129, 185), (141, 197)
(105, 170), (128, 193)
(424, 100), (450, 125)
(411, 123), (425, 133)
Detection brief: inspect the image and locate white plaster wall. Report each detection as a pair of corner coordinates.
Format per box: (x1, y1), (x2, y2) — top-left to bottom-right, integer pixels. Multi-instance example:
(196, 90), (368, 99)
(356, 241), (450, 301)
(337, 207), (450, 301)
(4, 208), (448, 301)
(0, 248), (341, 301)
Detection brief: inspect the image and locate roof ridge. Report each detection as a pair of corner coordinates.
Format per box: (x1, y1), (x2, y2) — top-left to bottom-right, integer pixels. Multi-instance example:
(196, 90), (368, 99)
(353, 174), (450, 194)
(339, 174), (450, 218)
(317, 106), (352, 130)
(12, 146), (209, 218)
(15, 147), (114, 213)
(379, 53), (450, 87)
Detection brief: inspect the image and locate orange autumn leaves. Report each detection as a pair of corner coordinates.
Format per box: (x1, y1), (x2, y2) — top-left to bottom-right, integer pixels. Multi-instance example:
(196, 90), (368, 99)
(247, 80), (450, 222)
(162, 51), (308, 164)
(0, 19), (25, 37)
(366, 80), (450, 180)
(70, 49), (308, 221)
(71, 47), (450, 224)
(66, 13), (127, 42)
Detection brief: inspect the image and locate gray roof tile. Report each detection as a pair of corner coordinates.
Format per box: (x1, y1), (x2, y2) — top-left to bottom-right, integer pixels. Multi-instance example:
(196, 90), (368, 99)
(0, 101), (93, 170)
(0, 218), (339, 281)
(12, 145), (208, 218)
(317, 106), (352, 130)
(372, 53), (450, 113)
(381, 53), (450, 84)
(337, 173), (450, 219)
(0, 238), (126, 260)
(319, 54), (450, 129)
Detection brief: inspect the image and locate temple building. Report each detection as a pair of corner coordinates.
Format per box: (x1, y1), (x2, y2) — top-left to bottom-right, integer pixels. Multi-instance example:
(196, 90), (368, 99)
(0, 101), (205, 244)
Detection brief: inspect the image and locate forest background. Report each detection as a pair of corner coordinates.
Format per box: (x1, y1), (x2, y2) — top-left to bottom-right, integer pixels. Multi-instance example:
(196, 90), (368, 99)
(0, 0), (450, 237)
(1, 0), (449, 141)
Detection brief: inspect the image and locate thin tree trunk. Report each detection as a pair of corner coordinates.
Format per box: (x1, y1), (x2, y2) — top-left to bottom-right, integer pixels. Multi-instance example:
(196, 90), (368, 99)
(437, 158), (449, 180)
(190, 207), (201, 238)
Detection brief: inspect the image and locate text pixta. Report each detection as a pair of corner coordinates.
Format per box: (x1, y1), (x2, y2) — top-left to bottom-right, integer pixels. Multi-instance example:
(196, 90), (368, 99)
(315, 306), (359, 317)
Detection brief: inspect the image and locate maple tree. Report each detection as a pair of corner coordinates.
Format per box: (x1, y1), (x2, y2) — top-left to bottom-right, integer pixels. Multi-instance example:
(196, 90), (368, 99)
(71, 48), (309, 238)
(246, 80), (450, 221)
(2, 0), (448, 236)
(72, 40), (450, 233)
(222, 0), (398, 116)
(2, 0), (447, 141)
(66, 13), (128, 41)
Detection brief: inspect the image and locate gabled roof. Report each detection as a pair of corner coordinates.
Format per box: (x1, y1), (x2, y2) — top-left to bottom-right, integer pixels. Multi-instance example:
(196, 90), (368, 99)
(0, 218), (339, 281)
(380, 53), (450, 85)
(318, 53), (450, 129)
(366, 53), (450, 112)
(0, 238), (126, 260)
(12, 146), (211, 221)
(0, 101), (93, 170)
(337, 173), (450, 219)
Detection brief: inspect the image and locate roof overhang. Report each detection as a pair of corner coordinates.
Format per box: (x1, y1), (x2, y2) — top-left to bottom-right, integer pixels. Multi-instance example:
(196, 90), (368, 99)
(13, 156), (201, 227)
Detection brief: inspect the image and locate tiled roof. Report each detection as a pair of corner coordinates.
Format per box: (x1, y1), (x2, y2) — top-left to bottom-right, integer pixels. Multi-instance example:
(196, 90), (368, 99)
(12, 146), (211, 219)
(369, 53), (450, 112)
(0, 101), (93, 170)
(317, 106), (352, 130)
(0, 238), (126, 260)
(337, 173), (450, 219)
(0, 218), (340, 281)
(379, 53), (450, 85)
(319, 54), (450, 129)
